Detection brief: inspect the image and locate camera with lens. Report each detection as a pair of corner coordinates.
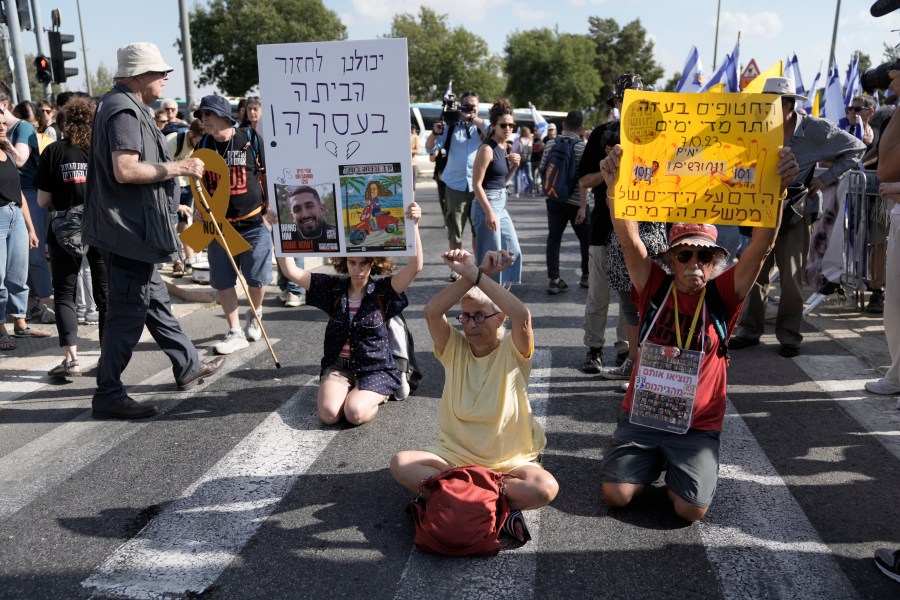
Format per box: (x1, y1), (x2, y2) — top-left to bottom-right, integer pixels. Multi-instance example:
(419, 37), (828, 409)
(441, 92), (460, 124)
(862, 59), (900, 93)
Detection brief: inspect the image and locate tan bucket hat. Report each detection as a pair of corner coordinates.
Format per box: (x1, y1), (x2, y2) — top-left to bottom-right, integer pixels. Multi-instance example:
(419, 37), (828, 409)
(114, 42), (173, 78)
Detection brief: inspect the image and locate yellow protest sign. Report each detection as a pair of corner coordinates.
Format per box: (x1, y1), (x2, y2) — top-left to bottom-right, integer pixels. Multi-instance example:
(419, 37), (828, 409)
(615, 90), (784, 227)
(180, 148), (252, 256)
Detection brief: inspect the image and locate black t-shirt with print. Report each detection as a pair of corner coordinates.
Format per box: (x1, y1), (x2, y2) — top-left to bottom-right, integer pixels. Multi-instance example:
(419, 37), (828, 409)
(197, 128), (266, 228)
(34, 139), (89, 211)
(0, 152), (22, 206)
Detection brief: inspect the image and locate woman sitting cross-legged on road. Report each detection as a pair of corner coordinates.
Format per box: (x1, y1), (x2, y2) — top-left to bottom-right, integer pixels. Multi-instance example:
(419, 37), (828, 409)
(390, 249), (558, 542)
(277, 202), (423, 426)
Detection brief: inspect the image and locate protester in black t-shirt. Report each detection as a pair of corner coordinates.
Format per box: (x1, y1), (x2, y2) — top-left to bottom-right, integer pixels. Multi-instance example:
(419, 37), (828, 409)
(35, 96), (109, 379)
(194, 94), (272, 356)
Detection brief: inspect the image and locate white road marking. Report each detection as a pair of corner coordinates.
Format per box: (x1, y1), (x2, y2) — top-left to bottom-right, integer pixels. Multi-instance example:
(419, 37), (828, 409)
(0, 349), (100, 404)
(393, 348), (551, 600)
(0, 343), (269, 521)
(701, 401), (859, 600)
(82, 377), (331, 600)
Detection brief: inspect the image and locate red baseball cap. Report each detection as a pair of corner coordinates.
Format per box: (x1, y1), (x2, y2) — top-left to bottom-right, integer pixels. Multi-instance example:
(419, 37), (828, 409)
(668, 223), (728, 255)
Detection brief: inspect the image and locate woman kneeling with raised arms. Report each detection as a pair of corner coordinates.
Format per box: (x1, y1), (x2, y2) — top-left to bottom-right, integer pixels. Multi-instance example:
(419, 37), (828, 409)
(390, 248), (558, 542)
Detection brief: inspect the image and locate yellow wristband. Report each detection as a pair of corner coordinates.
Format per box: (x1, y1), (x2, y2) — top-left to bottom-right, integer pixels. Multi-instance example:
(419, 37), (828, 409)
(474, 268), (483, 286)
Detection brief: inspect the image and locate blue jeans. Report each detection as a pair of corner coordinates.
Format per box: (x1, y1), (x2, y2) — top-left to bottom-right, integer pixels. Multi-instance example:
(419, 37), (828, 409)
(471, 188), (522, 284)
(514, 166), (534, 195)
(208, 222), (273, 290)
(0, 203), (29, 318)
(278, 257), (305, 295)
(24, 188), (52, 298)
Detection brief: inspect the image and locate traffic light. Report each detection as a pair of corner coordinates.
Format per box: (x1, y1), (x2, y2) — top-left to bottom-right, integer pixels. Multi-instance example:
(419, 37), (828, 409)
(34, 55), (52, 84)
(48, 31), (78, 84)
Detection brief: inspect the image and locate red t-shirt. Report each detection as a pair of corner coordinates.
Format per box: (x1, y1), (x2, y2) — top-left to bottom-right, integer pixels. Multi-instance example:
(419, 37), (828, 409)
(621, 263), (744, 431)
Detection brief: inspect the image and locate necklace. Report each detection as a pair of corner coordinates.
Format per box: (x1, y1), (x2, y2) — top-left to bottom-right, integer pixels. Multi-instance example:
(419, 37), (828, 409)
(213, 130), (234, 159)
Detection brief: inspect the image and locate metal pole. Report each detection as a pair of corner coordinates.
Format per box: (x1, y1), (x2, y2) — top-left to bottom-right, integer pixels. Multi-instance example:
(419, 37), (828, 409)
(3, 0), (32, 102)
(712, 0), (722, 70)
(29, 0), (50, 99)
(829, 0), (841, 70)
(178, 0), (194, 110)
(1, 26), (17, 104)
(75, 0), (91, 95)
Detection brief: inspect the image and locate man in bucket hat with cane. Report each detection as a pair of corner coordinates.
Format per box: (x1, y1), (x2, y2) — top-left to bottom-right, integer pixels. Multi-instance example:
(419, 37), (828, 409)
(84, 42), (225, 419)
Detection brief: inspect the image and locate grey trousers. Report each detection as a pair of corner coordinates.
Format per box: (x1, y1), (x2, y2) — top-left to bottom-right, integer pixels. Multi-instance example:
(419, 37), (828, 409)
(733, 221), (809, 346)
(93, 252), (200, 406)
(583, 245), (628, 352)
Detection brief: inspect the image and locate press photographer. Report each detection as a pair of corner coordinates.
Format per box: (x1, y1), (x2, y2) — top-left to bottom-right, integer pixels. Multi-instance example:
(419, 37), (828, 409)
(426, 91), (487, 281)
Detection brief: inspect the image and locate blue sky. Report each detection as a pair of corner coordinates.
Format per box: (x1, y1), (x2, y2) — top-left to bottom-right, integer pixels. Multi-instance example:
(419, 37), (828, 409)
(13, 1), (900, 103)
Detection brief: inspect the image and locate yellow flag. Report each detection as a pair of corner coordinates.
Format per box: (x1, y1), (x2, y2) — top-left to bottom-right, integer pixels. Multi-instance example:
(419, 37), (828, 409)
(706, 83), (725, 94)
(742, 61), (784, 94)
(812, 89), (821, 117)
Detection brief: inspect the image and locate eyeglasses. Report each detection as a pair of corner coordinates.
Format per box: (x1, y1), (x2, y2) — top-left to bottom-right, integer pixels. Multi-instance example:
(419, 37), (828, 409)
(457, 311), (500, 325)
(156, 119), (168, 124)
(39, 109), (52, 114)
(675, 249), (715, 265)
(199, 109), (217, 117)
(497, 122), (517, 130)
(460, 104), (478, 113)
(847, 106), (865, 112)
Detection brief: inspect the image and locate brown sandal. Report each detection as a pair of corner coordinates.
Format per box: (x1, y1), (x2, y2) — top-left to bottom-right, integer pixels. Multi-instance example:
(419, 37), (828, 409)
(0, 333), (14, 351)
(172, 259), (186, 278)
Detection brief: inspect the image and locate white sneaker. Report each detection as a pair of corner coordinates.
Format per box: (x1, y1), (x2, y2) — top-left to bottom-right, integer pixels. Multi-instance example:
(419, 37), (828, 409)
(215, 330), (249, 355)
(280, 289), (303, 307)
(865, 378), (900, 396)
(394, 372), (410, 401)
(244, 310), (262, 342)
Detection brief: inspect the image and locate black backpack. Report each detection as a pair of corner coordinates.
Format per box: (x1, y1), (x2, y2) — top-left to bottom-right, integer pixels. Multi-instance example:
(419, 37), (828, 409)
(543, 137), (577, 201)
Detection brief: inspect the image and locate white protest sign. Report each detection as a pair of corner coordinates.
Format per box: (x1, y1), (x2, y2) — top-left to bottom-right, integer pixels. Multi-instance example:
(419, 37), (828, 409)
(257, 38), (414, 257)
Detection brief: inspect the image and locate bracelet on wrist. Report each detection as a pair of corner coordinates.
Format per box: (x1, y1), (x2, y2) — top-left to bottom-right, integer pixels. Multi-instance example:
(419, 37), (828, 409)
(474, 268), (483, 286)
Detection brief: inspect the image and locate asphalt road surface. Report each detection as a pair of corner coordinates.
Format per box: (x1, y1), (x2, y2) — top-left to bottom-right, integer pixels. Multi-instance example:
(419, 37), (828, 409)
(1, 183), (898, 599)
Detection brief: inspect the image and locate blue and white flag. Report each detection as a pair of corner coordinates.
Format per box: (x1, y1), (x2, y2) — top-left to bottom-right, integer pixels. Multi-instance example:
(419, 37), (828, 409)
(530, 103), (548, 138)
(700, 52), (734, 92)
(443, 79), (453, 99)
(675, 45), (705, 93)
(788, 53), (806, 97)
(805, 68), (822, 115)
(844, 54), (861, 108)
(822, 62), (845, 126)
(726, 38), (740, 93)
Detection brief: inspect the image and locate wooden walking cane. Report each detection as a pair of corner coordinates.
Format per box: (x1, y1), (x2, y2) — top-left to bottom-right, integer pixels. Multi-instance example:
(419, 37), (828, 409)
(187, 162), (281, 369)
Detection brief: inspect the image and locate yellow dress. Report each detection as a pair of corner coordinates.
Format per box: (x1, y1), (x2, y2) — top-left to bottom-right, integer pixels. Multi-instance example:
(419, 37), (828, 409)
(425, 328), (546, 472)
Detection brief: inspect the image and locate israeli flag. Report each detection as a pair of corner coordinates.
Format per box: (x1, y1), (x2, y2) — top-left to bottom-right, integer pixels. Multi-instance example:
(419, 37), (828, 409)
(443, 79), (453, 99)
(843, 54), (861, 108)
(530, 103), (548, 138)
(822, 62), (845, 126)
(675, 45), (704, 93)
(726, 38), (740, 93)
(700, 53), (734, 92)
(788, 54), (806, 97)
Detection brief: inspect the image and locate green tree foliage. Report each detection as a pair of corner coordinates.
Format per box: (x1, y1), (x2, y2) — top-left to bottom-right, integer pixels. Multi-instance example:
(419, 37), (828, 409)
(0, 54), (61, 102)
(387, 7), (503, 102)
(187, 0), (347, 96)
(88, 63), (115, 97)
(588, 18), (664, 109)
(504, 28), (600, 111)
(883, 42), (900, 63)
(662, 72), (682, 93)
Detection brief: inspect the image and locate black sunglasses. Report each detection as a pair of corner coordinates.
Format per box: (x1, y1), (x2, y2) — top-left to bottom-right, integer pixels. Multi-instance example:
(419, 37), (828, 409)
(675, 249), (715, 265)
(497, 122), (517, 130)
(847, 106), (865, 112)
(460, 104), (478, 112)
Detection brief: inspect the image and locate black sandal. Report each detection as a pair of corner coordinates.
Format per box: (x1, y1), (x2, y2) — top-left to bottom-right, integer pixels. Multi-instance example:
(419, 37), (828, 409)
(48, 359), (80, 379)
(502, 510), (532, 543)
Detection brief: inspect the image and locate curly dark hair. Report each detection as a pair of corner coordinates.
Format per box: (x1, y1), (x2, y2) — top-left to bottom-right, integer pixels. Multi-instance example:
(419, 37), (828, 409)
(329, 256), (396, 276)
(63, 97), (96, 150)
(488, 98), (514, 125)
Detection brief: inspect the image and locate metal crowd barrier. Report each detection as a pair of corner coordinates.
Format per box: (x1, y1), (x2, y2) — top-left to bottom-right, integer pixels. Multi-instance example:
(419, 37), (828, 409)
(842, 169), (889, 309)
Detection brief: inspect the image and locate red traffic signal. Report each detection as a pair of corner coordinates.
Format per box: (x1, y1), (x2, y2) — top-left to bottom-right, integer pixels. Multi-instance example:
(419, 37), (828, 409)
(34, 55), (52, 84)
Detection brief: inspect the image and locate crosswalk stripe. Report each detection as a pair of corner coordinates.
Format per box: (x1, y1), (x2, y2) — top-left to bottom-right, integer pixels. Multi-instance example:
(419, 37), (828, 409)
(393, 348), (551, 600)
(701, 400), (858, 599)
(0, 342), (269, 521)
(82, 377), (332, 599)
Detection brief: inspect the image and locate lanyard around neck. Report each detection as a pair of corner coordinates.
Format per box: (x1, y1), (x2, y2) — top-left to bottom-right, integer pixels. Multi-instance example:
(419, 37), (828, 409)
(673, 286), (706, 350)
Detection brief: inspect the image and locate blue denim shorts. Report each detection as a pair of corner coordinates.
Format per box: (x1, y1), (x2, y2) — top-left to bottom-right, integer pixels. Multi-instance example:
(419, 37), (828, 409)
(208, 222), (273, 290)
